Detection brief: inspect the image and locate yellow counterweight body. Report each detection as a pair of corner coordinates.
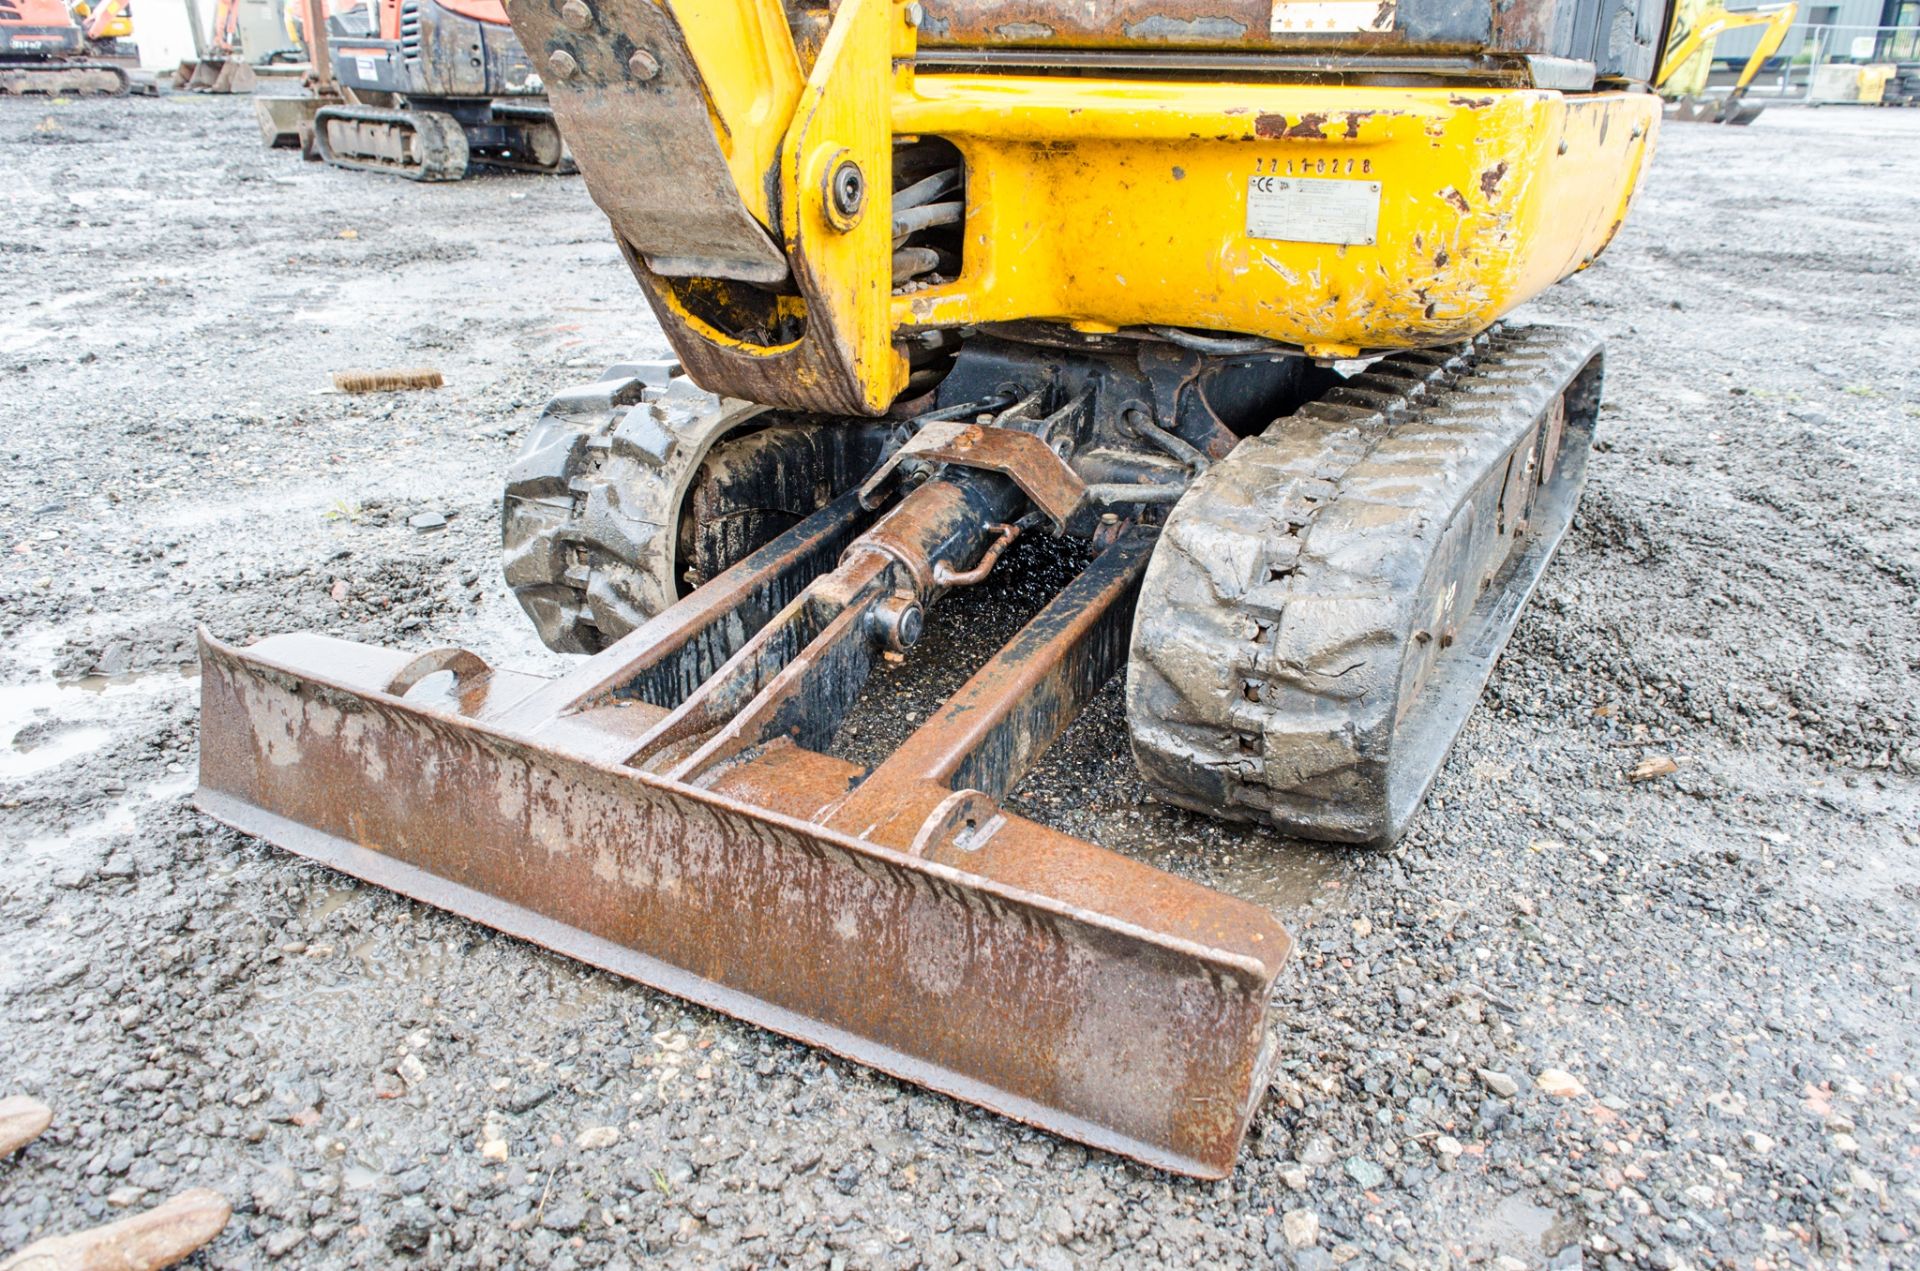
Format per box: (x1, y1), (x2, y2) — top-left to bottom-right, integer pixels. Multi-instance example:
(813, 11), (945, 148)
(892, 79), (1661, 359)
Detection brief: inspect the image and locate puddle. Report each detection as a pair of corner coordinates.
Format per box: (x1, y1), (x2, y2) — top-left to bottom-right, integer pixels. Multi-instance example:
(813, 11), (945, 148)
(1134, 835), (1347, 914)
(546, 973), (620, 1025)
(341, 1163), (385, 1192)
(0, 321), (55, 357)
(0, 724), (112, 780)
(16, 772), (197, 860)
(1483, 1194), (1575, 1259)
(2, 665), (200, 854)
(346, 937), (456, 986)
(0, 665), (198, 782)
(299, 886), (358, 925)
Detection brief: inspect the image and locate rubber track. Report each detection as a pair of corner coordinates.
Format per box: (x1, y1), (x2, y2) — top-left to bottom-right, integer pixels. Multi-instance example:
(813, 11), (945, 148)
(313, 105), (469, 181)
(1127, 322), (1604, 845)
(502, 365), (765, 654)
(0, 61), (129, 95)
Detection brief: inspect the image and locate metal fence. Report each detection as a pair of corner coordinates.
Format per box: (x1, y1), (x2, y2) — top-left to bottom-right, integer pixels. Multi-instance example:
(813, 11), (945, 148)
(1737, 23), (1920, 103)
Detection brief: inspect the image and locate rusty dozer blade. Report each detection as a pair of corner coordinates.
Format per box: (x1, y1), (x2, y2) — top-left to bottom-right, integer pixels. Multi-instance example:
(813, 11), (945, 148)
(198, 479), (1292, 1178)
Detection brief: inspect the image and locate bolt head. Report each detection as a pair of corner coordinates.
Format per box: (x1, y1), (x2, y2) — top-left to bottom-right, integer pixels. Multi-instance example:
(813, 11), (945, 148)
(546, 47), (579, 80)
(627, 47), (660, 80)
(559, 0), (593, 30)
(905, 1), (925, 25)
(830, 160), (866, 219)
(873, 592), (925, 652)
(894, 603), (924, 649)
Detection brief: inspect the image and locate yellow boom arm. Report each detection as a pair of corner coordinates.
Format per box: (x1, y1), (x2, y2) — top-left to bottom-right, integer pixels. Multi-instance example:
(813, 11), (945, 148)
(73, 0), (135, 40)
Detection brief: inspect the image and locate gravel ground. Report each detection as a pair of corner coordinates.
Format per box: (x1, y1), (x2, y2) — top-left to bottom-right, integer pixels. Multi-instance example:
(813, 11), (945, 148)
(1, 94), (1916, 1271)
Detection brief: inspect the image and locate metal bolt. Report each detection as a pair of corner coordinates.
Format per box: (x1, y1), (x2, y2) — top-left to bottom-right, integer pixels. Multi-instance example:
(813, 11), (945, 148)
(627, 48), (660, 80)
(830, 160), (866, 220)
(559, 0), (593, 29)
(871, 592), (925, 653)
(547, 47), (579, 80)
(904, 1), (924, 25)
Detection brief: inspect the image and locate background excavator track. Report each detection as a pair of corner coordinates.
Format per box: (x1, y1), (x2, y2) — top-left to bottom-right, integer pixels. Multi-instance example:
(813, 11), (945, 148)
(0, 60), (130, 94)
(310, 104), (470, 181)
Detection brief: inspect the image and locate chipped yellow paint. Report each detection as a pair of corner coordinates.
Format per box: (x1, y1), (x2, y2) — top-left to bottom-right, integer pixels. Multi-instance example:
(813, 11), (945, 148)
(888, 78), (1660, 354)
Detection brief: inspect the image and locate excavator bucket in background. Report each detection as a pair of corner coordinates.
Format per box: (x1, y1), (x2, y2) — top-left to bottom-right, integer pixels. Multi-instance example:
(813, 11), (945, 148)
(1669, 93), (1769, 124)
(197, 479), (1293, 1179)
(174, 55), (256, 92)
(248, 0), (337, 151)
(175, 0), (306, 92)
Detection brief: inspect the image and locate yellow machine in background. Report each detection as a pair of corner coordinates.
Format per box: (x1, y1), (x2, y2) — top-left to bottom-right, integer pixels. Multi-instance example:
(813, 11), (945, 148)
(1658, 0), (1798, 122)
(69, 0), (132, 39)
(200, 0), (1679, 1176)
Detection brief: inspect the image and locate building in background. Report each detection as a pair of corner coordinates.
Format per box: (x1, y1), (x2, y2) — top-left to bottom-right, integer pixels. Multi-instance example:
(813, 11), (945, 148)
(1714, 0), (1917, 64)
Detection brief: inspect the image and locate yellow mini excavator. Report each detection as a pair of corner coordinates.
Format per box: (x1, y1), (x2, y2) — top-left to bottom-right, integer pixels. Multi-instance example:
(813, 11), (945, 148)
(198, 0), (1673, 1176)
(1657, 0), (1797, 123)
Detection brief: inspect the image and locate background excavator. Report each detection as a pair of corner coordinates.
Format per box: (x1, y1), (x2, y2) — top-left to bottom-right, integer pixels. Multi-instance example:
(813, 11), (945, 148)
(198, 0), (1674, 1176)
(0, 0), (154, 94)
(272, 0), (568, 177)
(1657, 0), (1798, 123)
